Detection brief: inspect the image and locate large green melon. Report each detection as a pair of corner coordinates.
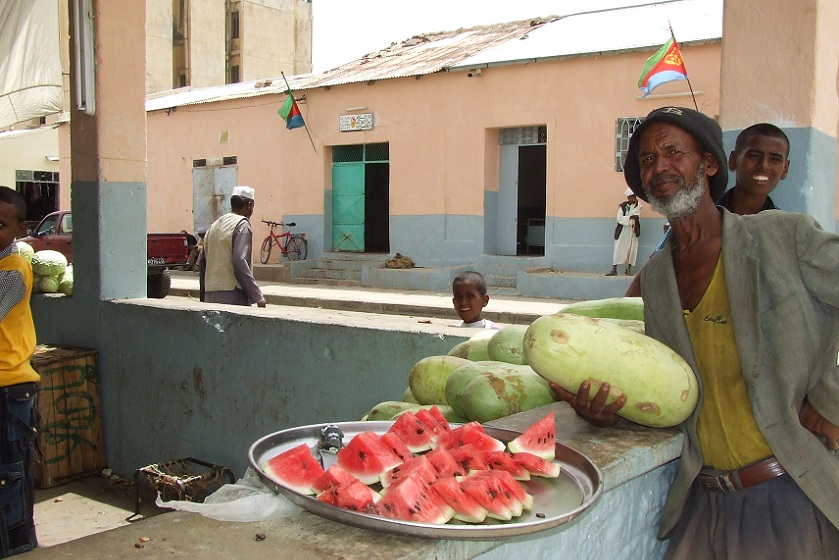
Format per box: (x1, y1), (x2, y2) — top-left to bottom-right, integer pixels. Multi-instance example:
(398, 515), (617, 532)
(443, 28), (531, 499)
(447, 330), (495, 361)
(408, 355), (472, 405)
(458, 362), (554, 423)
(523, 313), (698, 428)
(444, 361), (494, 419)
(560, 297), (644, 321)
(487, 325), (529, 365)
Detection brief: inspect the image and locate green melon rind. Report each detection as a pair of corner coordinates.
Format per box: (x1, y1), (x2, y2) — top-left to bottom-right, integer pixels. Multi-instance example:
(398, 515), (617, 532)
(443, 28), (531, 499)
(486, 325), (529, 365)
(560, 296), (644, 321)
(458, 363), (555, 423)
(447, 330), (495, 361)
(408, 355), (472, 405)
(362, 400), (421, 421)
(444, 361), (499, 419)
(523, 313), (698, 428)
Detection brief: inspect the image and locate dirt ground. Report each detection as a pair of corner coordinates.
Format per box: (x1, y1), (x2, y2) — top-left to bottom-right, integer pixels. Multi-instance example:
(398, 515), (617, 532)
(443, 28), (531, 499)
(33, 471), (169, 549)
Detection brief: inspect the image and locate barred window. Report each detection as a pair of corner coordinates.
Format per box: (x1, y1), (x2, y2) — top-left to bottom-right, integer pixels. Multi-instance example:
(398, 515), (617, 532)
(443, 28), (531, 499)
(615, 117), (644, 172)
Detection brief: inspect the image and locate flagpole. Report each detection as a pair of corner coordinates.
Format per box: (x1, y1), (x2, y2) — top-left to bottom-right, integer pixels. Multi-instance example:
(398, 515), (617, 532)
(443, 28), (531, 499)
(281, 72), (318, 154)
(669, 25), (699, 111)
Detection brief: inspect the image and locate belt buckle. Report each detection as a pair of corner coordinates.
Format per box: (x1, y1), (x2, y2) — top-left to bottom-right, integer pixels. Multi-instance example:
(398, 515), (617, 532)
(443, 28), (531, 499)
(698, 472), (739, 494)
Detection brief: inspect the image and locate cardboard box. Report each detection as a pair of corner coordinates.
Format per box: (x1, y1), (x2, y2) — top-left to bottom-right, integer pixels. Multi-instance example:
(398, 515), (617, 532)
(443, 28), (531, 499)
(29, 345), (106, 489)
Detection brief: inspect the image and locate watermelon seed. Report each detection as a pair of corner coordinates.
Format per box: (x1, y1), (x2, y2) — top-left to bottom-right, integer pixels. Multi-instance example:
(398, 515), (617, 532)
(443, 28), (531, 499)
(536, 512), (546, 519)
(255, 533), (267, 541)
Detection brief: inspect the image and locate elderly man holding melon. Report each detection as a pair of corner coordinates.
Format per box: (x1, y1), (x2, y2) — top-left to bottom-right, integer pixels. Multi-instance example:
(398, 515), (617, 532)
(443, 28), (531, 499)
(554, 106), (839, 559)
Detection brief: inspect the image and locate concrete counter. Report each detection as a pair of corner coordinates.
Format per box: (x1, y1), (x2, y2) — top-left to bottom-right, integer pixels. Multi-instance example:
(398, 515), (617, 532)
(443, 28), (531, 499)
(28, 403), (682, 559)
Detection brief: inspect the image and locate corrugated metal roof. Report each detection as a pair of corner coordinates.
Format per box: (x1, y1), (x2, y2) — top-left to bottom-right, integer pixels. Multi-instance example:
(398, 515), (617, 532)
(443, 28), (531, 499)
(146, 0), (722, 113)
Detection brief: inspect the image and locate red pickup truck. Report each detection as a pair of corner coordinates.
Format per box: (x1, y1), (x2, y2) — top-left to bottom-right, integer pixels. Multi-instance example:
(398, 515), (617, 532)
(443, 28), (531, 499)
(20, 210), (189, 298)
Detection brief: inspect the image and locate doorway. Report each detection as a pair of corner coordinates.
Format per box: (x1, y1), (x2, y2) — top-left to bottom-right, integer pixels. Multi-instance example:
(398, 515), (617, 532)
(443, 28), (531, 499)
(192, 157), (238, 234)
(331, 143), (390, 252)
(496, 127), (547, 256)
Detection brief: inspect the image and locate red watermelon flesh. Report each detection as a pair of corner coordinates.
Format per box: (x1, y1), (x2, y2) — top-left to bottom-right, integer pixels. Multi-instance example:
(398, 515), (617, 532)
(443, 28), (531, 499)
(506, 412), (556, 460)
(512, 451), (561, 478)
(317, 479), (380, 513)
(375, 473), (454, 524)
(480, 450), (531, 481)
(430, 476), (488, 523)
(435, 422), (506, 453)
(380, 432), (414, 462)
(448, 444), (492, 473)
(470, 469), (534, 511)
(457, 474), (516, 520)
(424, 446), (466, 479)
(263, 443), (325, 495)
(336, 431), (404, 485)
(426, 405), (452, 431)
(386, 411), (437, 453)
(311, 463), (361, 494)
(414, 408), (446, 436)
(380, 455), (439, 491)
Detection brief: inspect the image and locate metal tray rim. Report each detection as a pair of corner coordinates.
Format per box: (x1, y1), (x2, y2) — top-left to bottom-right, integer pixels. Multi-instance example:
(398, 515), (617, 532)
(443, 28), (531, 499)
(248, 420), (603, 540)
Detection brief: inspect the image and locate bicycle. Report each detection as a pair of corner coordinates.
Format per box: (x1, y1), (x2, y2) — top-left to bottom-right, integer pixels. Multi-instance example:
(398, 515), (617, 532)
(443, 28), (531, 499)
(260, 220), (308, 263)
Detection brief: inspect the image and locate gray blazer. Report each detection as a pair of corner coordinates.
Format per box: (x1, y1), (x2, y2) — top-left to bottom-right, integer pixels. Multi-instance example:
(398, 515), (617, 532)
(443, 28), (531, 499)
(638, 209), (839, 538)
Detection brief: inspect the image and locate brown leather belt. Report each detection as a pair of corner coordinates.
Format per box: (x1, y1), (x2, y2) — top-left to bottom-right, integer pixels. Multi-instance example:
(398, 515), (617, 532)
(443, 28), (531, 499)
(696, 456), (787, 494)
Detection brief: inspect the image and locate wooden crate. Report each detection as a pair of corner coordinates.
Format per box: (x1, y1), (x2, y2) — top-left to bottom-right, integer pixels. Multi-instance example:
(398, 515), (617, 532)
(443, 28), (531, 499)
(29, 345), (106, 489)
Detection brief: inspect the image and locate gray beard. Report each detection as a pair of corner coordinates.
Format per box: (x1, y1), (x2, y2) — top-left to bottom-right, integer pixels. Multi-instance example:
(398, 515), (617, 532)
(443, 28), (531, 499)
(644, 163), (706, 221)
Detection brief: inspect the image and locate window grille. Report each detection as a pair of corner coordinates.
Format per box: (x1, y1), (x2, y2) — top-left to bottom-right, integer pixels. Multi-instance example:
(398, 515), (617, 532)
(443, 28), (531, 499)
(615, 117), (644, 172)
(222, 156), (238, 165)
(192, 159), (207, 168)
(499, 126), (547, 146)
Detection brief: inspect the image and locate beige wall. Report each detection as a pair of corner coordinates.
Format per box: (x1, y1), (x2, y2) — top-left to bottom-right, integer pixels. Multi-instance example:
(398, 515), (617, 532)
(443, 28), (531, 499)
(0, 129), (60, 188)
(146, 42), (721, 231)
(241, 0), (313, 80)
(146, 0), (174, 94)
(189, 0), (227, 88)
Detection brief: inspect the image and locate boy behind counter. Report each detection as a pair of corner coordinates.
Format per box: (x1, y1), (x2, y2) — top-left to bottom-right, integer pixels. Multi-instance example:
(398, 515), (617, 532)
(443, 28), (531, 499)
(452, 271), (500, 330)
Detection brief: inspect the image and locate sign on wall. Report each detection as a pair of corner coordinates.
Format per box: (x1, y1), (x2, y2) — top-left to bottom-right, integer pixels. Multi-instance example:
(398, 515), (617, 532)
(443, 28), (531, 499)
(339, 113), (373, 132)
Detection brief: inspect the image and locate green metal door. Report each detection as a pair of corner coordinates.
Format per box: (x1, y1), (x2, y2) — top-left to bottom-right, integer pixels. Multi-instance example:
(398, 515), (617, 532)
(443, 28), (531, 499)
(332, 163), (365, 251)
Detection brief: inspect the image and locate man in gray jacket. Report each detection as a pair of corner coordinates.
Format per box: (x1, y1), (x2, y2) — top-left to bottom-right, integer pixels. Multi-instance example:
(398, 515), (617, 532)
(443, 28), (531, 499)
(554, 106), (839, 559)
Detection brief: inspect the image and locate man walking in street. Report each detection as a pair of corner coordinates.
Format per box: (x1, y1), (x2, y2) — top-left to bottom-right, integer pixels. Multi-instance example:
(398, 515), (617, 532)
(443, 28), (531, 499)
(198, 186), (266, 307)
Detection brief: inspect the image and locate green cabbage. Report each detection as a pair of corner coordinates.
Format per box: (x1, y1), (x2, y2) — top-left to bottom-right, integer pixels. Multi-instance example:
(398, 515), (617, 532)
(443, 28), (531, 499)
(59, 266), (73, 296)
(31, 250), (68, 278)
(38, 275), (60, 293)
(15, 241), (34, 263)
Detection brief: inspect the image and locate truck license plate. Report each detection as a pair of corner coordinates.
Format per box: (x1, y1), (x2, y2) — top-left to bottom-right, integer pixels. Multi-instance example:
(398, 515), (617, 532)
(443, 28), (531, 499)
(147, 257), (166, 265)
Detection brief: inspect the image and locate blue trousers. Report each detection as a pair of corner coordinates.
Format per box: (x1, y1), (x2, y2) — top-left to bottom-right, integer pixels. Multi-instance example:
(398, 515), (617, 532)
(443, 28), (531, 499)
(0, 383), (38, 557)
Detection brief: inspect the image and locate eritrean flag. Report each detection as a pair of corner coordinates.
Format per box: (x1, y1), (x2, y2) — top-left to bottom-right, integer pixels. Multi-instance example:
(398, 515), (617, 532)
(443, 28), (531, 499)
(278, 92), (305, 130)
(637, 36), (688, 98)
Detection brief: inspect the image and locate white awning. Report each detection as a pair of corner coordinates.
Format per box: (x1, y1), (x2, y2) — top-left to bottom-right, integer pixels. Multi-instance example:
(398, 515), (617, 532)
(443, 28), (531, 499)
(0, 0), (63, 128)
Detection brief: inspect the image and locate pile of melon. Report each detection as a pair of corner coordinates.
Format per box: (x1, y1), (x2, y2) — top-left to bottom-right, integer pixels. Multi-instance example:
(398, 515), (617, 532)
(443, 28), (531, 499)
(362, 296), (698, 429)
(262, 410), (559, 525)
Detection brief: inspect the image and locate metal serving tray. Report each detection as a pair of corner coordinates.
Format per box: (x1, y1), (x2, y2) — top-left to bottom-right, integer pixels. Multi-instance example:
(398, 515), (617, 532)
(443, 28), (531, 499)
(248, 421), (603, 540)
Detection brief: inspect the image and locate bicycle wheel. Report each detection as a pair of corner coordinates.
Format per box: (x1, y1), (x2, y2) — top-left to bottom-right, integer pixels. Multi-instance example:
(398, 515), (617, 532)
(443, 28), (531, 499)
(285, 235), (308, 261)
(260, 237), (273, 264)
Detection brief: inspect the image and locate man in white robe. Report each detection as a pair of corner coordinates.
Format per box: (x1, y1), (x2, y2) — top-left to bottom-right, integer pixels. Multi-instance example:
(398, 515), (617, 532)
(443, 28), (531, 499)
(607, 188), (642, 276)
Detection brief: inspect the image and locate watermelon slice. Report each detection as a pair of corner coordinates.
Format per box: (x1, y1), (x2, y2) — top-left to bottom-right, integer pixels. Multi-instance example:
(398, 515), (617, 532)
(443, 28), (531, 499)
(435, 422), (506, 452)
(457, 474), (517, 520)
(375, 473), (454, 524)
(380, 455), (439, 490)
(429, 476), (488, 523)
(317, 479), (381, 513)
(506, 412), (556, 460)
(311, 463), (361, 494)
(414, 407), (446, 436)
(263, 443), (325, 495)
(336, 431), (404, 485)
(480, 450), (531, 481)
(380, 432), (414, 462)
(424, 446), (466, 479)
(511, 451), (562, 478)
(470, 469), (534, 511)
(386, 411), (437, 453)
(447, 444), (492, 473)
(426, 405), (452, 431)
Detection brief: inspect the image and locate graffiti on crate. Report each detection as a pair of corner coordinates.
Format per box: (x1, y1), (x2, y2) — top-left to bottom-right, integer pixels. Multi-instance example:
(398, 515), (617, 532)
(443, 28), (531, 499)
(40, 362), (99, 464)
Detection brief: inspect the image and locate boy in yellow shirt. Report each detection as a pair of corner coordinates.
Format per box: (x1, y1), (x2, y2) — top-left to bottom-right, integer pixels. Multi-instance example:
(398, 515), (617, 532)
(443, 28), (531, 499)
(0, 186), (40, 555)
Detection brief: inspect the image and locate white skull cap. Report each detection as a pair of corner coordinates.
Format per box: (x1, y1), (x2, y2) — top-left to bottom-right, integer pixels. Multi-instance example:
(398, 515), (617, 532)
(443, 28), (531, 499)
(624, 187), (635, 197)
(232, 185), (255, 200)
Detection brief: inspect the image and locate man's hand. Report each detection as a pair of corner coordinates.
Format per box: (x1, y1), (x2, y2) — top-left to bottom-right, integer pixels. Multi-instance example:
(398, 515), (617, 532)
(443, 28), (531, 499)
(799, 398), (839, 451)
(550, 380), (627, 428)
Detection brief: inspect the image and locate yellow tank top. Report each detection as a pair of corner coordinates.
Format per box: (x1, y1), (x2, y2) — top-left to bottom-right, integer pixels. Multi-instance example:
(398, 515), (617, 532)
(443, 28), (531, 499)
(0, 253), (40, 385)
(684, 255), (771, 470)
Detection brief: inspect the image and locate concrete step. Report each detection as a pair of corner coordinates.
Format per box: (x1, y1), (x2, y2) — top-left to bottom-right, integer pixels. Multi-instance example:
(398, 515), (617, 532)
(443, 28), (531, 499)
(297, 268), (362, 282)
